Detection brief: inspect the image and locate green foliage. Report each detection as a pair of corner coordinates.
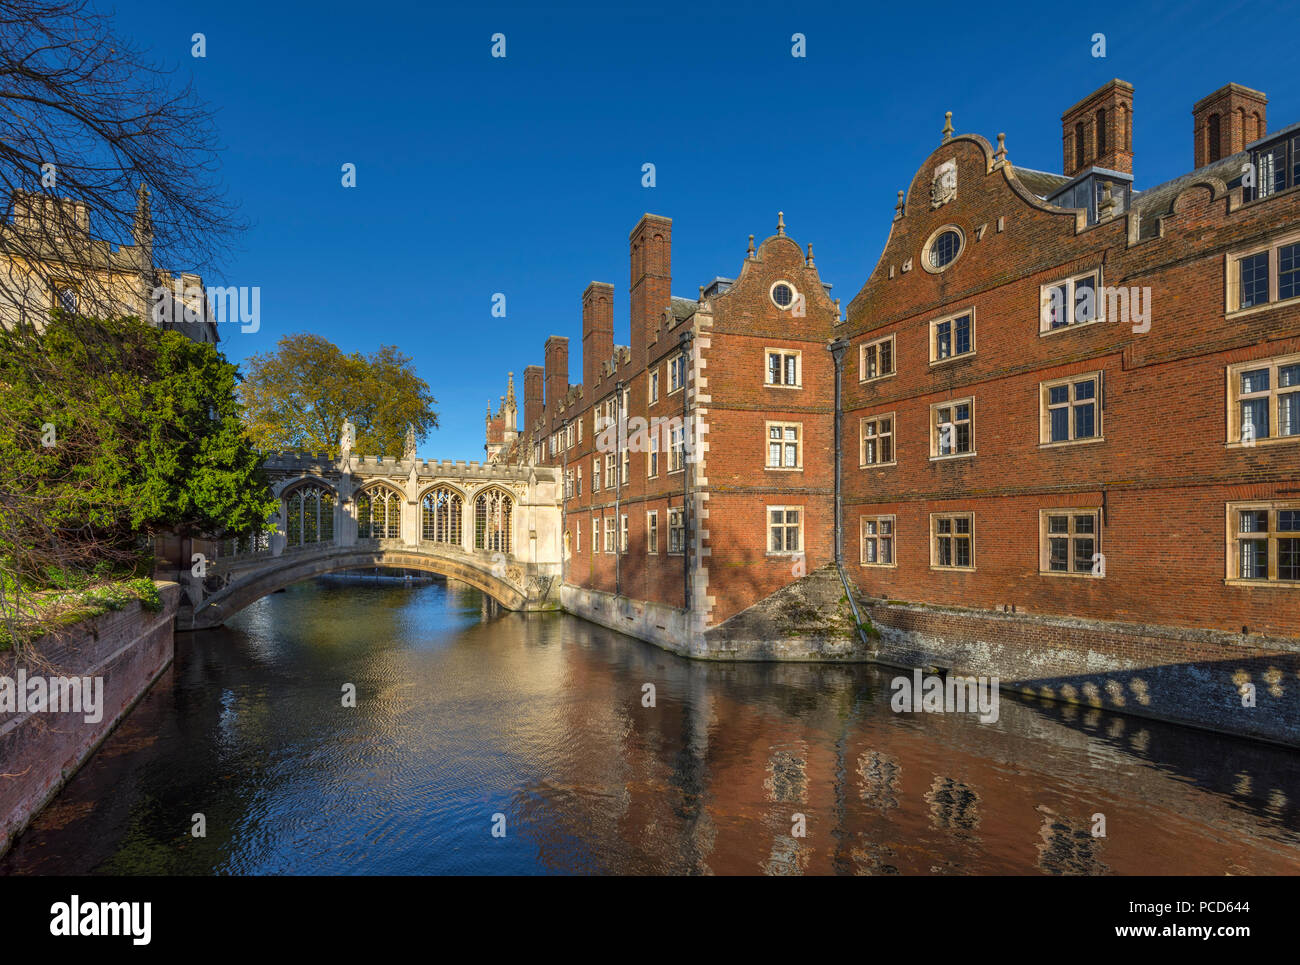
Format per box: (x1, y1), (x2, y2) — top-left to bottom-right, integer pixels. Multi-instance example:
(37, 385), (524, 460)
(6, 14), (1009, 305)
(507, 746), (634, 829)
(80, 578), (162, 614)
(238, 333), (439, 457)
(0, 313), (277, 581)
(0, 579), (164, 650)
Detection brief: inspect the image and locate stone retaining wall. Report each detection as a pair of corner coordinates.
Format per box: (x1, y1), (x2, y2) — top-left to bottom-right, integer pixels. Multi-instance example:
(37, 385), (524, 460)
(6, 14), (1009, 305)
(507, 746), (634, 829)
(862, 599), (1300, 747)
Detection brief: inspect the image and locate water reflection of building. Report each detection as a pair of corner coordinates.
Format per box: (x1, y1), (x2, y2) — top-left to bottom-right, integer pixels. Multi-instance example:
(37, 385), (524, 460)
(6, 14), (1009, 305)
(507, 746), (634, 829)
(1035, 806), (1109, 876)
(510, 636), (1300, 875)
(857, 751), (902, 814)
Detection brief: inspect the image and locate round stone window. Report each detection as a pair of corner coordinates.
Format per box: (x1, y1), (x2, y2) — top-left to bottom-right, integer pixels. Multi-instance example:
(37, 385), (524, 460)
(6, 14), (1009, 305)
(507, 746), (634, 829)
(925, 227), (964, 272)
(770, 281), (796, 309)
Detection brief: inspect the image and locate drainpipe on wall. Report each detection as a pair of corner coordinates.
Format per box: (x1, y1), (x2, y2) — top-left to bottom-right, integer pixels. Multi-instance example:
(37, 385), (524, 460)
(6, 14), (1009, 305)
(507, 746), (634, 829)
(613, 383), (623, 598)
(828, 336), (871, 647)
(680, 329), (695, 615)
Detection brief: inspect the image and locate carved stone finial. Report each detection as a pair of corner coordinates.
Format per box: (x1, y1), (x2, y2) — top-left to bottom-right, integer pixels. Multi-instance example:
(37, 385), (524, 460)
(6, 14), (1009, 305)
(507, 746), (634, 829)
(747, 234), (756, 258)
(777, 211), (785, 236)
(941, 111), (954, 142)
(1098, 180), (1118, 220)
(806, 243), (814, 267)
(994, 132), (1008, 165)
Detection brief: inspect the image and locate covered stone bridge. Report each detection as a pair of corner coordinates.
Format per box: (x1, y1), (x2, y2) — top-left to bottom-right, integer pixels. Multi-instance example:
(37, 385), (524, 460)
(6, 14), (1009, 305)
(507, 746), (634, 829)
(179, 449), (563, 630)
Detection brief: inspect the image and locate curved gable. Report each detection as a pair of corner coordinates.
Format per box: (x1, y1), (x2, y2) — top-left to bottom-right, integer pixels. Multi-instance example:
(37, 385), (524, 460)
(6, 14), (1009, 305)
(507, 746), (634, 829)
(845, 133), (1109, 333)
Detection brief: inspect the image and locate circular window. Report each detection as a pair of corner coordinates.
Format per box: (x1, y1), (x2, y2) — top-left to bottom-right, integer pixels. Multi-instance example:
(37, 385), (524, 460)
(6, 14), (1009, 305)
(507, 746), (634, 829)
(925, 227), (964, 272)
(770, 281), (796, 309)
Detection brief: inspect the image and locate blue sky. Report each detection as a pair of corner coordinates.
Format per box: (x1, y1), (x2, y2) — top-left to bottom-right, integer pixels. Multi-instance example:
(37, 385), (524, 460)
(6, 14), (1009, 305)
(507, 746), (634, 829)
(114, 0), (1299, 459)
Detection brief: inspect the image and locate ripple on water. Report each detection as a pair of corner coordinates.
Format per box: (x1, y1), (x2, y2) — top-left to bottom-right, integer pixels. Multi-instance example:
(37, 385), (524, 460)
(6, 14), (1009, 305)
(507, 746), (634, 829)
(3, 579), (1300, 875)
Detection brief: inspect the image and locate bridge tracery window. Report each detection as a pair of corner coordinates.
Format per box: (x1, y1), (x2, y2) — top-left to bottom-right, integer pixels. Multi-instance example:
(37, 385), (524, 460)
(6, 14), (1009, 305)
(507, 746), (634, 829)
(284, 484), (336, 547)
(474, 488), (514, 553)
(357, 485), (402, 539)
(422, 486), (463, 544)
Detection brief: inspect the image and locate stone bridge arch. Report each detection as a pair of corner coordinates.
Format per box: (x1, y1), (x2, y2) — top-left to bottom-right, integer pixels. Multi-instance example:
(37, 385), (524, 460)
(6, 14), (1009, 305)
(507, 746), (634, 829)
(187, 543), (552, 630)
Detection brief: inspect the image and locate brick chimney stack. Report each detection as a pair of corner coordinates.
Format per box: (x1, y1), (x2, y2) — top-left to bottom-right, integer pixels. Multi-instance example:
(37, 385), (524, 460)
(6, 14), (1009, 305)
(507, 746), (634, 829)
(582, 282), (614, 388)
(629, 214), (672, 365)
(544, 336), (569, 416)
(1062, 79), (1134, 177)
(523, 365), (544, 430)
(1193, 83), (1267, 168)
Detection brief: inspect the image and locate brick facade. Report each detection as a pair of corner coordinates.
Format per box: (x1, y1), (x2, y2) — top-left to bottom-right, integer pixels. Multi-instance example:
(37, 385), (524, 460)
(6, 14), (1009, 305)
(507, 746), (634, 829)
(513, 213), (839, 635)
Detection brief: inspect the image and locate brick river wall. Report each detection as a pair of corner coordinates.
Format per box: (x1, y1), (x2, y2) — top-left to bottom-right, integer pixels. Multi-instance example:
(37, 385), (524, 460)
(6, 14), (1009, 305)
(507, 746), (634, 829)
(0, 583), (178, 856)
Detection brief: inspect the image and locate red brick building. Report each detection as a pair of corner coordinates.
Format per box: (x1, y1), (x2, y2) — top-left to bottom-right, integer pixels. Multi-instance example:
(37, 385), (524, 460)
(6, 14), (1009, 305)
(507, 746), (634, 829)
(511, 213), (839, 653)
(842, 79), (1298, 640)
(502, 79), (1300, 741)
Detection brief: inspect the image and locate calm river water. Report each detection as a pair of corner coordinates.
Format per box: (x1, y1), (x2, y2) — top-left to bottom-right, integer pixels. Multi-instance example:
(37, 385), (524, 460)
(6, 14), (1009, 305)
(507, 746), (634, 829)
(4, 579), (1300, 875)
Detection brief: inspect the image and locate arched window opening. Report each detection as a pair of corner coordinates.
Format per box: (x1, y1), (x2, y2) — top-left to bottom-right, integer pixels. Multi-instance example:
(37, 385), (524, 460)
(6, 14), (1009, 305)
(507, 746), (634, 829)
(1208, 113), (1222, 162)
(357, 485), (402, 539)
(422, 486), (463, 544)
(474, 488), (513, 553)
(1096, 108), (1107, 155)
(284, 484), (335, 547)
(1074, 121), (1086, 169)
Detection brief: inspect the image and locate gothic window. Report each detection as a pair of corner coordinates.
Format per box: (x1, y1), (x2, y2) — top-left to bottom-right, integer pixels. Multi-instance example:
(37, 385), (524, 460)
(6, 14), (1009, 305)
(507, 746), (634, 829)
(474, 487), (514, 553)
(284, 484), (335, 547)
(421, 486), (463, 544)
(357, 485), (402, 539)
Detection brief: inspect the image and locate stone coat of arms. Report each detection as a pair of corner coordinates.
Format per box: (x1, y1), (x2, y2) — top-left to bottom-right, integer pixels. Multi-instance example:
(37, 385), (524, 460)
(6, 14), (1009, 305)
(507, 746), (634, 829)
(931, 159), (957, 208)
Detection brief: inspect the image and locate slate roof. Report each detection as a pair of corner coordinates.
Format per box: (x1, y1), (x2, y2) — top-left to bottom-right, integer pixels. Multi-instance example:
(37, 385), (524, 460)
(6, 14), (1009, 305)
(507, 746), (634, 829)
(1014, 152), (1256, 242)
(669, 295), (697, 320)
(1011, 166), (1072, 198)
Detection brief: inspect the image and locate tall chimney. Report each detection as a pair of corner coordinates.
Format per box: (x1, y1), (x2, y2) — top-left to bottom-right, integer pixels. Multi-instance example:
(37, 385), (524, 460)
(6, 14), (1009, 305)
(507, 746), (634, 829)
(629, 214), (672, 364)
(1062, 80), (1134, 177)
(544, 336), (568, 416)
(523, 365), (544, 430)
(1193, 83), (1267, 168)
(582, 282), (615, 389)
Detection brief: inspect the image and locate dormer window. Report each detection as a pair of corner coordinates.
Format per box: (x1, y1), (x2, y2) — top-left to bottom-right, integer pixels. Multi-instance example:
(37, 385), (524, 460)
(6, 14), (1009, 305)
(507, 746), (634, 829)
(1047, 172), (1132, 225)
(1244, 131), (1300, 202)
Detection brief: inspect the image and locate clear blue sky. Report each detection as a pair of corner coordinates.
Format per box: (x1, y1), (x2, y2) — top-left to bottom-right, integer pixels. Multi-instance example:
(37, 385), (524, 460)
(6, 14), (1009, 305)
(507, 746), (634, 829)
(114, 0), (1299, 459)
